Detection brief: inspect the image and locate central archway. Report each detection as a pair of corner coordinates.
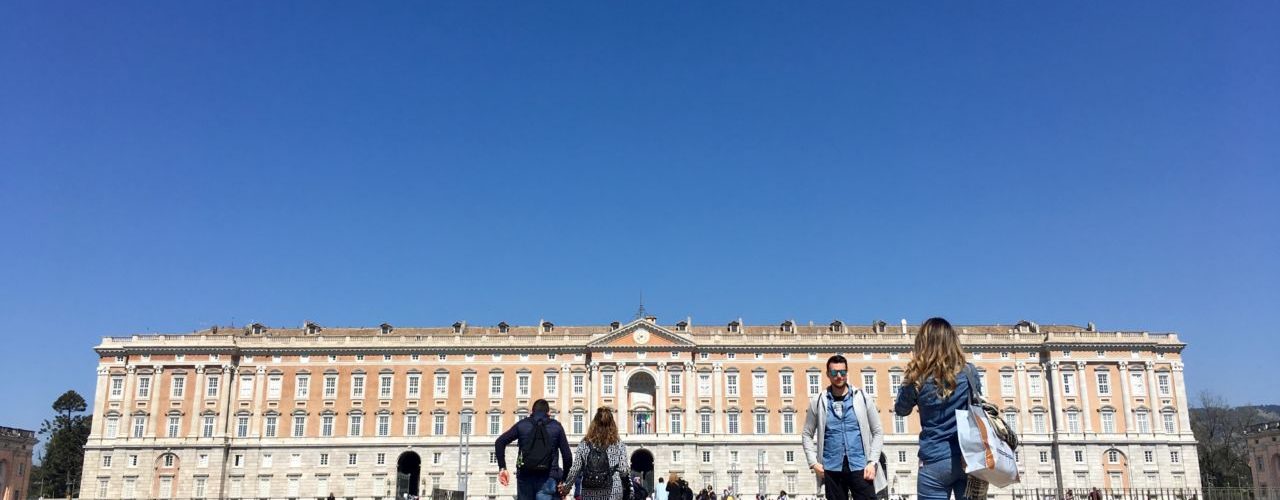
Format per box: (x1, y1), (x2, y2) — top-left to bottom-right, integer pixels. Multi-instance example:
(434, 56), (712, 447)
(630, 449), (655, 497)
(397, 451), (422, 499)
(627, 372), (657, 434)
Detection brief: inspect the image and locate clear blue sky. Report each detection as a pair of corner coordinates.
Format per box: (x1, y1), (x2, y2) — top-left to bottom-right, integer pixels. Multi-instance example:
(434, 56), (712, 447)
(2, 1), (1277, 440)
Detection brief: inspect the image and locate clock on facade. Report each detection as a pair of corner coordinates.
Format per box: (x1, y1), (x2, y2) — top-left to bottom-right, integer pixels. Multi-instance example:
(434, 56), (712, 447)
(632, 328), (650, 344)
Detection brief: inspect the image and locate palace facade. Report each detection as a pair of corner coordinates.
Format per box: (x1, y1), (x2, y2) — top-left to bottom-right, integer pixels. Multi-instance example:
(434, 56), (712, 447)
(1, 426), (37, 500)
(80, 317), (1200, 500)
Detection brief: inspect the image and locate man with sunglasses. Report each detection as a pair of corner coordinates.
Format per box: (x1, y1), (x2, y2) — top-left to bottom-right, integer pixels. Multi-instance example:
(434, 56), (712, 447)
(801, 355), (886, 500)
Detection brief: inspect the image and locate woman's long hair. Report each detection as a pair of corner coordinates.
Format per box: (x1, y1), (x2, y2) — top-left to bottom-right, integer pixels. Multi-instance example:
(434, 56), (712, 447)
(583, 407), (619, 448)
(903, 317), (968, 398)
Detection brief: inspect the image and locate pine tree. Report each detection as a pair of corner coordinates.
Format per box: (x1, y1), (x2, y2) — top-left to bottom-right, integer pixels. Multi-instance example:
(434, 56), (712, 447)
(32, 390), (92, 498)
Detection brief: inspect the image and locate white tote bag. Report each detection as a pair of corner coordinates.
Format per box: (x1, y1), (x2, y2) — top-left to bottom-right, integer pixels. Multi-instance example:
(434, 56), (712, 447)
(956, 367), (1020, 488)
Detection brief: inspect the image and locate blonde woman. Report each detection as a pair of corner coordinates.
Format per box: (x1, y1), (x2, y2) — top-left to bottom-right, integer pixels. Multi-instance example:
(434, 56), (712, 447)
(894, 317), (978, 500)
(561, 408), (631, 500)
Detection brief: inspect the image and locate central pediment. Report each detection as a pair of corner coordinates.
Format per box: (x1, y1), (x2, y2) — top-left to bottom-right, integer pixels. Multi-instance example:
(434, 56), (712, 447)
(588, 319), (695, 348)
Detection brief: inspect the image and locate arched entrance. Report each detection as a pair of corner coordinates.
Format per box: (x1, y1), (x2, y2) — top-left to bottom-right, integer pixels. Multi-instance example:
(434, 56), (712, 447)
(397, 451), (422, 499)
(627, 372), (657, 435)
(630, 449), (655, 497)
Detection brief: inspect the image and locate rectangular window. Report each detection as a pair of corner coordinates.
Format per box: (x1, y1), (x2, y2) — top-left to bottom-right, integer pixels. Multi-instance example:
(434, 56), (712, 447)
(890, 373), (903, 397)
(198, 454), (209, 468)
(1164, 412), (1177, 433)
(1032, 413), (1046, 434)
(1144, 450), (1154, 463)
(171, 376), (186, 398)
(780, 373), (793, 396)
(290, 454), (302, 468)
(673, 450), (682, 463)
(1170, 450), (1180, 463)
(376, 453), (386, 465)
(103, 455), (113, 468)
(233, 454), (244, 467)
(264, 416), (277, 437)
(1130, 372), (1146, 394)
(294, 416), (306, 438)
(755, 413), (767, 434)
(702, 451), (712, 464)
(106, 417), (119, 438)
(133, 416), (147, 438)
(379, 375), (394, 399)
(517, 374), (530, 397)
(1039, 451), (1049, 463)
(1004, 411), (1019, 434)
(489, 374), (503, 397)
(862, 373), (876, 395)
(435, 374), (449, 397)
(258, 476), (270, 498)
(727, 413), (740, 434)
(573, 414), (584, 434)
(573, 374), (585, 396)
(123, 478), (137, 499)
(348, 453), (358, 466)
(670, 373), (682, 395)
(98, 479), (109, 499)
(137, 376), (152, 399)
(320, 453), (330, 466)
(295, 375), (310, 398)
(1066, 412), (1080, 433)
(267, 376), (282, 399)
(323, 375), (338, 399)
(783, 413), (795, 434)
(602, 373), (614, 395)
(349, 415), (363, 436)
(408, 374), (421, 398)
(239, 375), (254, 399)
(110, 376), (125, 400)
(670, 412), (682, 434)
(1028, 372), (1043, 397)
(1102, 411), (1116, 433)
(1137, 412), (1151, 433)
(206, 376), (219, 398)
(352, 375), (365, 398)
(893, 415), (906, 434)
(1074, 450), (1084, 463)
(490, 414), (502, 435)
(726, 373), (739, 396)
(463, 374), (476, 397)
(808, 373), (821, 396)
(261, 454), (273, 468)
(753, 373), (767, 397)
(1001, 373), (1015, 395)
(699, 373), (712, 396)
(1097, 372), (1111, 396)
(167, 416), (181, 437)
(700, 413), (712, 434)
(434, 415), (446, 436)
(546, 374), (558, 397)
(1158, 373), (1171, 396)
(1062, 372), (1076, 396)
(322, 416), (334, 437)
(235, 416), (249, 437)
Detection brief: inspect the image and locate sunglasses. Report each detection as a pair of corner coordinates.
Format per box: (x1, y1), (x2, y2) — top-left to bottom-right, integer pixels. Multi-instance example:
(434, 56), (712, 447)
(828, 369), (848, 377)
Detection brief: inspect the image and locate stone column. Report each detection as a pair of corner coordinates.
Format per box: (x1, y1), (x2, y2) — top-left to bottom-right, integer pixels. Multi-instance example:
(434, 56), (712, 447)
(1144, 361), (1159, 435)
(656, 362), (667, 434)
(589, 362), (600, 415)
(191, 366), (206, 437)
(1118, 362), (1134, 434)
(253, 365), (267, 437)
(1171, 362), (1191, 434)
(149, 366), (164, 437)
(94, 367), (110, 439)
(559, 364), (571, 419)
(616, 362), (627, 435)
(1076, 361), (1093, 433)
(1015, 362), (1029, 435)
(1049, 361), (1066, 433)
(713, 363), (725, 434)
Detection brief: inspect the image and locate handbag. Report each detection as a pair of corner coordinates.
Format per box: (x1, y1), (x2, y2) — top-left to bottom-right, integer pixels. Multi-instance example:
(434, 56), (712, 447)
(956, 365), (1021, 488)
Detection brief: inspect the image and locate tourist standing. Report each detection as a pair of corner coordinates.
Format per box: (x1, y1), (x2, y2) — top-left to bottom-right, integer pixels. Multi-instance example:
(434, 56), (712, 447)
(801, 354), (887, 500)
(894, 317), (979, 500)
(560, 408), (632, 500)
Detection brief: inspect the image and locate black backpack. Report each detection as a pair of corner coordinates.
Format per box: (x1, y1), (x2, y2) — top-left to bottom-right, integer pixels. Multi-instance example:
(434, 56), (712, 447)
(581, 445), (615, 489)
(517, 419), (555, 474)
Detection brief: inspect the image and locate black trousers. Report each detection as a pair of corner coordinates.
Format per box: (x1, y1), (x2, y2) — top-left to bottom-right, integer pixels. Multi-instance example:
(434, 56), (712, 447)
(822, 462), (876, 500)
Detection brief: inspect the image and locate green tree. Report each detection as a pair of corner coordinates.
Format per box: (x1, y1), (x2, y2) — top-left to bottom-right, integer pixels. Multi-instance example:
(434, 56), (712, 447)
(32, 390), (92, 498)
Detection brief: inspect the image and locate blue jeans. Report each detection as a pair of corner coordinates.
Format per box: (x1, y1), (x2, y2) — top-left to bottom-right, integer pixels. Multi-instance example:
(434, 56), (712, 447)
(917, 456), (968, 500)
(517, 475), (559, 500)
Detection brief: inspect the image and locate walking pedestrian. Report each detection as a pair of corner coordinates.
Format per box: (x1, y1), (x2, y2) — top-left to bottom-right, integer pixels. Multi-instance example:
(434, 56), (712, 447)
(495, 399), (574, 500)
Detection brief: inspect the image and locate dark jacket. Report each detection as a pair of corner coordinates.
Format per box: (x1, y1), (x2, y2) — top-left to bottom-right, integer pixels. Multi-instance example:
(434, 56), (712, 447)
(495, 411), (574, 481)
